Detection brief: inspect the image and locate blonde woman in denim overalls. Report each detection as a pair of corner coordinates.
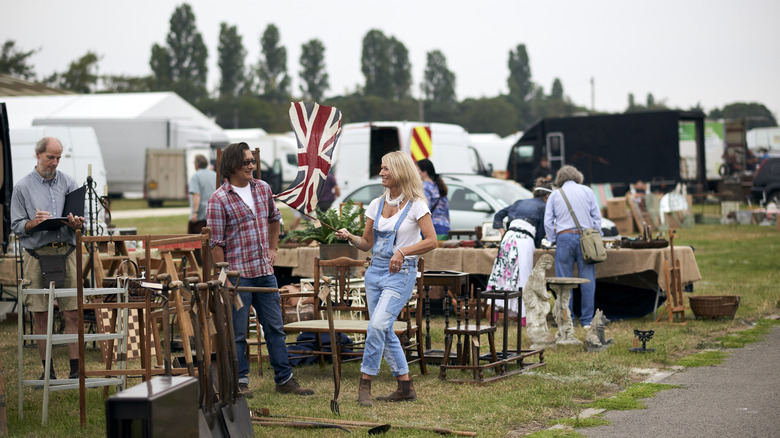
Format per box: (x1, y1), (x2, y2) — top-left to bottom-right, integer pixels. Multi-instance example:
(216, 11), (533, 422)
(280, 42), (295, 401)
(336, 151), (437, 407)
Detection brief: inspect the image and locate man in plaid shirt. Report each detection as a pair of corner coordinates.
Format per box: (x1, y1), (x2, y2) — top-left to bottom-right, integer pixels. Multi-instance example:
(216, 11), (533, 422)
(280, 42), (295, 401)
(208, 142), (314, 397)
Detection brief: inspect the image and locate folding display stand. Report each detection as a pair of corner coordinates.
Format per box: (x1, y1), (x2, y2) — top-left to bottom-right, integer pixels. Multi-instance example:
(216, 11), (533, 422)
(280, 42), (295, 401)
(17, 281), (128, 425)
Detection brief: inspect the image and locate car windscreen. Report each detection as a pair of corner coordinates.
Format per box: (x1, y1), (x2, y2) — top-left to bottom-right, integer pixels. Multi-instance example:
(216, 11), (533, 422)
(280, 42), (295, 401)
(477, 181), (532, 207)
(345, 184), (385, 205)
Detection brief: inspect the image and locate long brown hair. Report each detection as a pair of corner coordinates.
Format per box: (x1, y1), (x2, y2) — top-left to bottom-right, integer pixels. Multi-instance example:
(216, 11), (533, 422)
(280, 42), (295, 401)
(417, 158), (448, 197)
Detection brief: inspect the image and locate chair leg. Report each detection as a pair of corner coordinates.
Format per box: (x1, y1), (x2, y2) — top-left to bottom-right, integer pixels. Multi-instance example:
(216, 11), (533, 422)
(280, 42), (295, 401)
(471, 336), (480, 381)
(416, 329), (427, 375)
(440, 335), (454, 380)
(488, 332), (501, 375)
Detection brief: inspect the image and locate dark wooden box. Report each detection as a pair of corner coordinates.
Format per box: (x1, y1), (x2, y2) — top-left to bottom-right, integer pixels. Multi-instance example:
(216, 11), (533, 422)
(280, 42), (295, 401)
(106, 376), (198, 438)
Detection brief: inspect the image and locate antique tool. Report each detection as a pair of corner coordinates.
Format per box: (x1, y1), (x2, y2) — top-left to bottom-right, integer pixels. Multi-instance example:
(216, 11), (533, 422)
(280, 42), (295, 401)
(319, 276), (342, 415)
(195, 282), (226, 438)
(629, 329), (656, 353)
(155, 274), (174, 377)
(255, 409), (478, 436)
(252, 416), (352, 432)
(183, 277), (211, 437)
(210, 279), (250, 438)
(218, 279), (253, 437)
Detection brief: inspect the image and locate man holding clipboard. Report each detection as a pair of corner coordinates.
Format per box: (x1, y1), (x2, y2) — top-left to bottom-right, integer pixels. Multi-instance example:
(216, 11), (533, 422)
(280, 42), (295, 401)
(11, 137), (86, 382)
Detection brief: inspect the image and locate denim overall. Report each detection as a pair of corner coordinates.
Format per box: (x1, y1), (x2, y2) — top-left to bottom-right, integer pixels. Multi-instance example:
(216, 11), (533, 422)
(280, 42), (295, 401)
(361, 197), (418, 377)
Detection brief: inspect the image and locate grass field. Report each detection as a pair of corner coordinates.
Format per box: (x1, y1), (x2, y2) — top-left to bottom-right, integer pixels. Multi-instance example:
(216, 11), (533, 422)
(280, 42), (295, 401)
(4, 218), (779, 437)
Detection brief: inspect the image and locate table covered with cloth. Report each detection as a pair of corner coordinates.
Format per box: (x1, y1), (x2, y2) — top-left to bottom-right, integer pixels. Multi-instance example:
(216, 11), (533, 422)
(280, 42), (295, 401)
(275, 246), (701, 320)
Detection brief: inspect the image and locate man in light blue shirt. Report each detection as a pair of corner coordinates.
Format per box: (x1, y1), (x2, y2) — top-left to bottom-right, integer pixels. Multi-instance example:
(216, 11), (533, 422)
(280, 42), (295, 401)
(543, 165), (602, 328)
(188, 154), (216, 231)
(188, 154), (216, 263)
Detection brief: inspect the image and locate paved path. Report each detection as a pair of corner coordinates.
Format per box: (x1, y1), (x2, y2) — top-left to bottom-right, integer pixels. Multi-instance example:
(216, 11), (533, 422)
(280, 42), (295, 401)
(582, 325), (780, 438)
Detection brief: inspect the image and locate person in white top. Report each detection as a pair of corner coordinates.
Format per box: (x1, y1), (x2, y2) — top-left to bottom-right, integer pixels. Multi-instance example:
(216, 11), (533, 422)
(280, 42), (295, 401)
(336, 151), (437, 406)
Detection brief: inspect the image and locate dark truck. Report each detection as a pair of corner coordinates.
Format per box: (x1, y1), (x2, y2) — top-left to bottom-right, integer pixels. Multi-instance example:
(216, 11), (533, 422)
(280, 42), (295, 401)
(507, 110), (706, 195)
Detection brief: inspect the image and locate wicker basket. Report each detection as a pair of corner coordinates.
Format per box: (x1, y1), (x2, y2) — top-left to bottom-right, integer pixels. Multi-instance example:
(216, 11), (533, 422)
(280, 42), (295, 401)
(688, 295), (740, 319)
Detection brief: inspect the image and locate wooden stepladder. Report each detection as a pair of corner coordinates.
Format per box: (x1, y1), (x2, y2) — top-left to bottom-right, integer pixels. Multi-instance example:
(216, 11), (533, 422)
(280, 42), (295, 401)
(656, 230), (686, 323)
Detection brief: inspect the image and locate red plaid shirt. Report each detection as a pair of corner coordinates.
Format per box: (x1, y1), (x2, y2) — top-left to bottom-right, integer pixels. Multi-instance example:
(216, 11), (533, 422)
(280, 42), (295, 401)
(207, 178), (282, 277)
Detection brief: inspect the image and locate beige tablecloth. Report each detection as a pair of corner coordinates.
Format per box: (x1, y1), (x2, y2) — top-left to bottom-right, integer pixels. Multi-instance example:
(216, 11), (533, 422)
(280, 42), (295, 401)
(275, 245), (701, 289)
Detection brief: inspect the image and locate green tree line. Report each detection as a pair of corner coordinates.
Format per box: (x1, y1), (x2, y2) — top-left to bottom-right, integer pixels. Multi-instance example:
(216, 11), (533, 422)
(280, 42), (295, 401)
(2, 3), (776, 134)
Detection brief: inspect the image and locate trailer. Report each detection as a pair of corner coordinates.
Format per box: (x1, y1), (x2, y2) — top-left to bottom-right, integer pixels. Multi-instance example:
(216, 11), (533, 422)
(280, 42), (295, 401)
(507, 111), (707, 195)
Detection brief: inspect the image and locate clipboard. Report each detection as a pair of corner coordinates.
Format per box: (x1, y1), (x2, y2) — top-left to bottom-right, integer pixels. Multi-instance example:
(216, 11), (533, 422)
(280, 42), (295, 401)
(29, 186), (87, 233)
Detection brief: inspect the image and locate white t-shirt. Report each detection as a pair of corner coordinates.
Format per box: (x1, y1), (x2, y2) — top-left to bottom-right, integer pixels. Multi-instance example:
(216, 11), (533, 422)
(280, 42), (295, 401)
(232, 184), (257, 217)
(366, 197), (430, 256)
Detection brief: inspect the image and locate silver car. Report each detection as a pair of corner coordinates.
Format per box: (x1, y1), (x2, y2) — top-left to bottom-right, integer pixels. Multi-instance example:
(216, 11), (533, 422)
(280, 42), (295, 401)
(333, 174), (534, 231)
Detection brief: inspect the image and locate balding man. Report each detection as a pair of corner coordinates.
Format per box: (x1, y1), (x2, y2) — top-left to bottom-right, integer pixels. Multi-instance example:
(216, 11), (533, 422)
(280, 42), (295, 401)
(11, 137), (85, 382)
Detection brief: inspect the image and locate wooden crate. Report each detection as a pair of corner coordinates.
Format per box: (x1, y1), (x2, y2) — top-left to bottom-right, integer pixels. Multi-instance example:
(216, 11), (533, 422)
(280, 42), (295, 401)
(606, 197), (628, 219)
(612, 216), (634, 235)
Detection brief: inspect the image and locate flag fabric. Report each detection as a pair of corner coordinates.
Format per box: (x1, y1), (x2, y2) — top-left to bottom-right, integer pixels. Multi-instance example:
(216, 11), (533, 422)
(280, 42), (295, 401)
(274, 101), (342, 214)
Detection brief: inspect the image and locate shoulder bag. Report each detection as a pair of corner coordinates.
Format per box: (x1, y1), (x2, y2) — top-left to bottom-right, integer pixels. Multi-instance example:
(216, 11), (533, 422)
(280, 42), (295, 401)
(559, 189), (606, 264)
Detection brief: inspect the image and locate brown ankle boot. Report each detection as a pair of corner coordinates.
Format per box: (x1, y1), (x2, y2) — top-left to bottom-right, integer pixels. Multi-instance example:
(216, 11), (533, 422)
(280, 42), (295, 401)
(358, 378), (373, 407)
(376, 378), (417, 402)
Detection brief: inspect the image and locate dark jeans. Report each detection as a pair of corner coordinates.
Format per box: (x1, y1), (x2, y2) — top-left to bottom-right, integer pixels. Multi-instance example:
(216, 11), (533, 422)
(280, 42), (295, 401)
(554, 233), (596, 326)
(231, 275), (292, 386)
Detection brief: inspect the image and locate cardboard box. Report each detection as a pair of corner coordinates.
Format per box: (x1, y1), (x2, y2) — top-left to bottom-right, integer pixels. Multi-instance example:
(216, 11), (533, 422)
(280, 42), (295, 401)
(612, 216), (634, 236)
(607, 197), (628, 219)
(0, 257), (17, 286)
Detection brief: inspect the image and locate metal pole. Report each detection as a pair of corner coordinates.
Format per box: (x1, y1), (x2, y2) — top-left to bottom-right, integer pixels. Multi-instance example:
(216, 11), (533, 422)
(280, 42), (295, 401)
(86, 174), (95, 288)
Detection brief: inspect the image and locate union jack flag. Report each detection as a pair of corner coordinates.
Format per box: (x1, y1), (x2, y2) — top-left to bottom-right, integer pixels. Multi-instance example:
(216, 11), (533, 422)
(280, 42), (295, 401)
(274, 101), (342, 214)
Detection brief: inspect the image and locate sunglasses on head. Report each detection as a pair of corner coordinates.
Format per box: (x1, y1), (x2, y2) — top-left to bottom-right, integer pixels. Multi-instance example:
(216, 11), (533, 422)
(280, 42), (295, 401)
(242, 159), (257, 167)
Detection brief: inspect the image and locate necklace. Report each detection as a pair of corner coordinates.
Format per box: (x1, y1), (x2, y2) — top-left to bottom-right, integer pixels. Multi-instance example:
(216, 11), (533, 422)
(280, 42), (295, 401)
(385, 191), (405, 207)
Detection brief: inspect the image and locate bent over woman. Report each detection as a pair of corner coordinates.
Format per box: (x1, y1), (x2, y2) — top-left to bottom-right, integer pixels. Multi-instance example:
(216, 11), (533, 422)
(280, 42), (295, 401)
(336, 151), (437, 407)
(486, 178), (553, 322)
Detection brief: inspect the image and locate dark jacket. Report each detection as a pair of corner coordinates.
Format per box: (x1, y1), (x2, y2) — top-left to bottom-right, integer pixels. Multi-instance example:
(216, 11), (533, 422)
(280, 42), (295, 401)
(492, 197), (547, 248)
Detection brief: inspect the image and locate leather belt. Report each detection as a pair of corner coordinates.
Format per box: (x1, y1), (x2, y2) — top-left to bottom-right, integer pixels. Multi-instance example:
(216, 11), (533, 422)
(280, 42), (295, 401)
(45, 242), (69, 248)
(557, 229), (580, 235)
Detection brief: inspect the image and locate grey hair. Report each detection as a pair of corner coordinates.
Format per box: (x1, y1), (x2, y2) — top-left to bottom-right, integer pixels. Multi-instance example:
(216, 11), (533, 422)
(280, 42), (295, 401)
(35, 137), (62, 154)
(555, 165), (584, 187)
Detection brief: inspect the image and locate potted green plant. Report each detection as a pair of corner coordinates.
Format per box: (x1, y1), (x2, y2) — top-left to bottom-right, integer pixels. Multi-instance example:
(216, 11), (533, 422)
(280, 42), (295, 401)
(281, 200), (366, 260)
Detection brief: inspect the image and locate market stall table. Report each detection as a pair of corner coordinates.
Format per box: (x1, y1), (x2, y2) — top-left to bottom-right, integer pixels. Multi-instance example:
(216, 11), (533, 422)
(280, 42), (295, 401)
(275, 246), (701, 320)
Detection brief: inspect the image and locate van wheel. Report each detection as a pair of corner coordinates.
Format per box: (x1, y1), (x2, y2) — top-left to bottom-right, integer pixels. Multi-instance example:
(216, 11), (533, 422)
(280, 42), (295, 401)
(148, 200), (163, 208)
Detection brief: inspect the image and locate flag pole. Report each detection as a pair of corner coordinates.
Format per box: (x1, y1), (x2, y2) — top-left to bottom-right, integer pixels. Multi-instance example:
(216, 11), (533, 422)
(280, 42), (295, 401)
(280, 201), (338, 232)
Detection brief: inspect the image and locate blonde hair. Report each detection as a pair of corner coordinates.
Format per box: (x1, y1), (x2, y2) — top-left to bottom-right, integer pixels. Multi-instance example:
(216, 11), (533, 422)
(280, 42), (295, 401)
(382, 151), (425, 202)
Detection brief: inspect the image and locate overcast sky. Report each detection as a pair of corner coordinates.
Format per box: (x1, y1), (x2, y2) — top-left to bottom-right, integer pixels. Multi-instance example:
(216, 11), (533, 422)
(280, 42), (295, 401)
(3, 0), (779, 126)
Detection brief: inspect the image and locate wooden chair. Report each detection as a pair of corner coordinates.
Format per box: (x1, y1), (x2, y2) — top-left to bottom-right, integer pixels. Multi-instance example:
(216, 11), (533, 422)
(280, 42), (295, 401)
(283, 256), (427, 377)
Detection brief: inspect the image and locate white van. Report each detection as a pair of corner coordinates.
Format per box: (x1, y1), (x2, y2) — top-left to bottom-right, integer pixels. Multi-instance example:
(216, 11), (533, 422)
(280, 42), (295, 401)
(336, 121), (488, 192)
